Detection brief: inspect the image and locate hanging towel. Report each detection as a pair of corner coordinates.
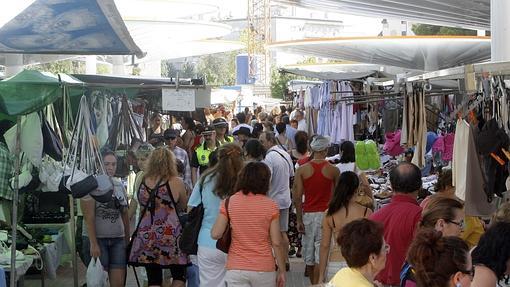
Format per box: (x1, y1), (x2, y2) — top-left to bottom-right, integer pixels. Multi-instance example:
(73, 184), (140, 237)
(412, 87), (428, 168)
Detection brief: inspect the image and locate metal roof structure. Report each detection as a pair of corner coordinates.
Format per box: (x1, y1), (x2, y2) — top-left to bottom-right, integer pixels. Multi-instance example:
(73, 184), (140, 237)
(274, 0), (490, 30)
(268, 36), (491, 71)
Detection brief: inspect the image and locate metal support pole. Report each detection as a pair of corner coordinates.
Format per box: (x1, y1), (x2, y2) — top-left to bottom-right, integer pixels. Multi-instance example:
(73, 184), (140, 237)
(69, 195), (78, 287)
(10, 116), (21, 287)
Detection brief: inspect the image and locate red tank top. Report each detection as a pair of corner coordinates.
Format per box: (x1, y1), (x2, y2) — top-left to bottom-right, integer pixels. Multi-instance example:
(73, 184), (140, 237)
(302, 161), (335, 212)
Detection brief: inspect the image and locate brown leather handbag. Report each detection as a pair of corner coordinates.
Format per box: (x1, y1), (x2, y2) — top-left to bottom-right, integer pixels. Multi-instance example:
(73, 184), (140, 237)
(216, 197), (231, 253)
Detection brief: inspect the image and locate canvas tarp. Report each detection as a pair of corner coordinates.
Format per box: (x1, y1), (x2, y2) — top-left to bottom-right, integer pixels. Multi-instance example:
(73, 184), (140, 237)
(0, 70), (82, 116)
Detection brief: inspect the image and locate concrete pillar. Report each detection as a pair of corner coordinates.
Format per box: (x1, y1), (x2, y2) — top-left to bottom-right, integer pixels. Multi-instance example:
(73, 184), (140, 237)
(5, 54), (23, 76)
(85, 55), (97, 74)
(112, 55), (125, 75)
(491, 0), (510, 61)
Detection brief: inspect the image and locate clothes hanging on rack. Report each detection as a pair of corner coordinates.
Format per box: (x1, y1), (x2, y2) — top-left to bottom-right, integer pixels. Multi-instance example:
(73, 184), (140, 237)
(453, 119), (495, 216)
(330, 81), (355, 143)
(383, 99), (399, 133)
(411, 87), (428, 168)
(317, 81), (333, 137)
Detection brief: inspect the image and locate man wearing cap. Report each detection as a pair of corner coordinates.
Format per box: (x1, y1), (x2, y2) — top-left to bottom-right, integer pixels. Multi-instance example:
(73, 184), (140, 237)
(191, 126), (219, 186)
(164, 129), (192, 189)
(294, 135), (339, 284)
(233, 126), (252, 148)
(260, 131), (294, 270)
(212, 118), (234, 145)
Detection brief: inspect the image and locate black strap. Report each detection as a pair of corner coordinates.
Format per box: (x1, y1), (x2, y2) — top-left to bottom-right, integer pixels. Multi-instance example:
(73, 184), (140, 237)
(167, 181), (184, 227)
(331, 216), (336, 228)
(268, 149), (294, 172)
(364, 207), (368, 217)
(130, 178), (162, 240)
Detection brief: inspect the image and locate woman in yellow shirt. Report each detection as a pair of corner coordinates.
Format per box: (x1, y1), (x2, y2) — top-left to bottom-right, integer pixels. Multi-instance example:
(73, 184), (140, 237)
(329, 218), (388, 287)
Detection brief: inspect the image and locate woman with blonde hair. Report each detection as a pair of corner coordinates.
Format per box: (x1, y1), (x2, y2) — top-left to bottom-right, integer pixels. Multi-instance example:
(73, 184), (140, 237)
(128, 147), (189, 287)
(188, 143), (244, 287)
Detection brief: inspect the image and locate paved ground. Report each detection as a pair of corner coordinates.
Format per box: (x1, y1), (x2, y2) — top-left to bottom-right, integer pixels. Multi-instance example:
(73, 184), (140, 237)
(24, 257), (313, 287)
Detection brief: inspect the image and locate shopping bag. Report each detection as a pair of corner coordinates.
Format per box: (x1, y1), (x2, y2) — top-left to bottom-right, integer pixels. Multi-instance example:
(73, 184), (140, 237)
(216, 197), (232, 253)
(86, 258), (108, 287)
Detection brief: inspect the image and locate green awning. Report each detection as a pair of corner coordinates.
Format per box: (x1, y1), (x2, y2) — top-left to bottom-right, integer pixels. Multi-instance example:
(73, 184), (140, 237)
(0, 70), (83, 116)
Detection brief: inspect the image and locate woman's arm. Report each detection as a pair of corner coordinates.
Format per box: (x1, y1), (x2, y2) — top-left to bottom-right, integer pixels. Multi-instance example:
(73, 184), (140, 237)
(318, 214), (333, 283)
(270, 218), (286, 287)
(211, 212), (228, 240)
(81, 196), (100, 258)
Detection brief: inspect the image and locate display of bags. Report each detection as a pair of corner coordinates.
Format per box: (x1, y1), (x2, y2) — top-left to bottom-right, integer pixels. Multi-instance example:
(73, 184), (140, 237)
(107, 96), (144, 177)
(4, 112), (43, 167)
(216, 197), (232, 254)
(62, 95), (105, 199)
(40, 110), (63, 161)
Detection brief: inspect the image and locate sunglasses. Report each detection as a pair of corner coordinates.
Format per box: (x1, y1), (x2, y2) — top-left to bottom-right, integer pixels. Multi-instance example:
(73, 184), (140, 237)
(447, 219), (465, 229)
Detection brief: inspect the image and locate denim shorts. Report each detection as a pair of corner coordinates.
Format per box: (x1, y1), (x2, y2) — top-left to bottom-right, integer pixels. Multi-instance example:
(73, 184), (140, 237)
(97, 237), (126, 270)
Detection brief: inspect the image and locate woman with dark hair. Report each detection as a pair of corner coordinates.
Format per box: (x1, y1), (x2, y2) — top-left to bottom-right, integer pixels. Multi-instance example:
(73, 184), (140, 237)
(287, 131), (309, 259)
(148, 113), (164, 147)
(244, 139), (265, 162)
(181, 117), (196, 156)
(328, 218), (387, 286)
(318, 172), (373, 283)
(471, 221), (510, 286)
(420, 169), (484, 248)
(188, 144), (244, 287)
(211, 162), (286, 287)
(290, 131), (309, 166)
(401, 197), (465, 287)
(275, 122), (291, 151)
(407, 229), (472, 287)
(336, 141), (356, 174)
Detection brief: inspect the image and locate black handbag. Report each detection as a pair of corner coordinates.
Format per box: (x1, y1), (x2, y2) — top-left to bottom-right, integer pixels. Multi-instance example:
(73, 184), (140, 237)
(70, 175), (98, 199)
(39, 112), (63, 161)
(178, 182), (205, 255)
(216, 197), (231, 253)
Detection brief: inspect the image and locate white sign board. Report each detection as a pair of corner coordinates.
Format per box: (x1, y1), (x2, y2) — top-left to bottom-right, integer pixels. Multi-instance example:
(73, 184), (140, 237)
(162, 88), (195, 111)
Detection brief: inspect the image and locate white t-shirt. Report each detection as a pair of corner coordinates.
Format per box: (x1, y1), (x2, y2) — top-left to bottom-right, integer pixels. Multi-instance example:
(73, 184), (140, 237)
(263, 146), (294, 209)
(336, 162), (356, 174)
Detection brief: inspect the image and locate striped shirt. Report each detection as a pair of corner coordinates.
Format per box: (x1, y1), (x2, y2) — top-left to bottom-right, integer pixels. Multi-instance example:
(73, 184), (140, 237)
(220, 192), (279, 272)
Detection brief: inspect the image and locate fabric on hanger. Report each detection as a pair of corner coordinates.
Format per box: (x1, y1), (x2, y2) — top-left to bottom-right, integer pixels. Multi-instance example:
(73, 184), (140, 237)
(411, 87), (428, 168)
(400, 93), (409, 145)
(331, 81), (355, 143)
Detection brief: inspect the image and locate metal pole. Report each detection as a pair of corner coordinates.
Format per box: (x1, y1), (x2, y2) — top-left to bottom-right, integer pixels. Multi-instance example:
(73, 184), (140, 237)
(69, 195), (78, 287)
(10, 116), (21, 287)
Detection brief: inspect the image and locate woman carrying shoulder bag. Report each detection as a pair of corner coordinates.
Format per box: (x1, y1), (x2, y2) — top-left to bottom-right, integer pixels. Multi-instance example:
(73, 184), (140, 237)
(211, 162), (286, 287)
(128, 147), (189, 287)
(187, 143), (244, 287)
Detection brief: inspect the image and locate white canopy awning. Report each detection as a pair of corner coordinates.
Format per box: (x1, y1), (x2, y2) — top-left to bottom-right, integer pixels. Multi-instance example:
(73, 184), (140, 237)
(268, 36), (491, 71)
(274, 0), (490, 30)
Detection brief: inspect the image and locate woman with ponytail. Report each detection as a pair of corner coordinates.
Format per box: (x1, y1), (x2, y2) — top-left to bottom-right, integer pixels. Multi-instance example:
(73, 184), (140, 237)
(318, 171), (373, 283)
(188, 143), (244, 287)
(407, 229), (472, 287)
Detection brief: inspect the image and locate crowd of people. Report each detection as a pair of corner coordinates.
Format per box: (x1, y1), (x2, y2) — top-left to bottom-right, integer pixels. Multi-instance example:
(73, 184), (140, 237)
(77, 105), (510, 287)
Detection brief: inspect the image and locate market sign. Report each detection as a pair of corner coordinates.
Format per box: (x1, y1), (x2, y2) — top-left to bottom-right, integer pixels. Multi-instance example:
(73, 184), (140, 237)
(162, 88), (196, 112)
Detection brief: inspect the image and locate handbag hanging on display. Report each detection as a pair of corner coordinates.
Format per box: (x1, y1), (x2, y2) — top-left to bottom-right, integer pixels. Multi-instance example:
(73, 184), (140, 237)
(107, 95), (144, 177)
(63, 95), (105, 199)
(40, 110), (64, 162)
(216, 197), (232, 254)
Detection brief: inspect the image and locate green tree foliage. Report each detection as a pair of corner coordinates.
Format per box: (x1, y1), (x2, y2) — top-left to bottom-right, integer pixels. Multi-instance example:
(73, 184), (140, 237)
(196, 51), (237, 86)
(412, 24), (477, 36)
(29, 59), (86, 74)
(161, 60), (196, 78)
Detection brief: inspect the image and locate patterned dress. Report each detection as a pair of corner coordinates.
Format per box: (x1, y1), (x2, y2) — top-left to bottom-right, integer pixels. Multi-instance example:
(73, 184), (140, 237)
(128, 181), (189, 267)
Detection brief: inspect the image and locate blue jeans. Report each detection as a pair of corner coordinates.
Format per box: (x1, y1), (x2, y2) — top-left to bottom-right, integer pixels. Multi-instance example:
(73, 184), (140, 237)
(96, 237), (126, 270)
(186, 263), (200, 287)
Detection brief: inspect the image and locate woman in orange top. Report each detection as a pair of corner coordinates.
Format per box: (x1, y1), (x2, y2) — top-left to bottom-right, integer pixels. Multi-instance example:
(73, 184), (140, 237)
(211, 162), (286, 287)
